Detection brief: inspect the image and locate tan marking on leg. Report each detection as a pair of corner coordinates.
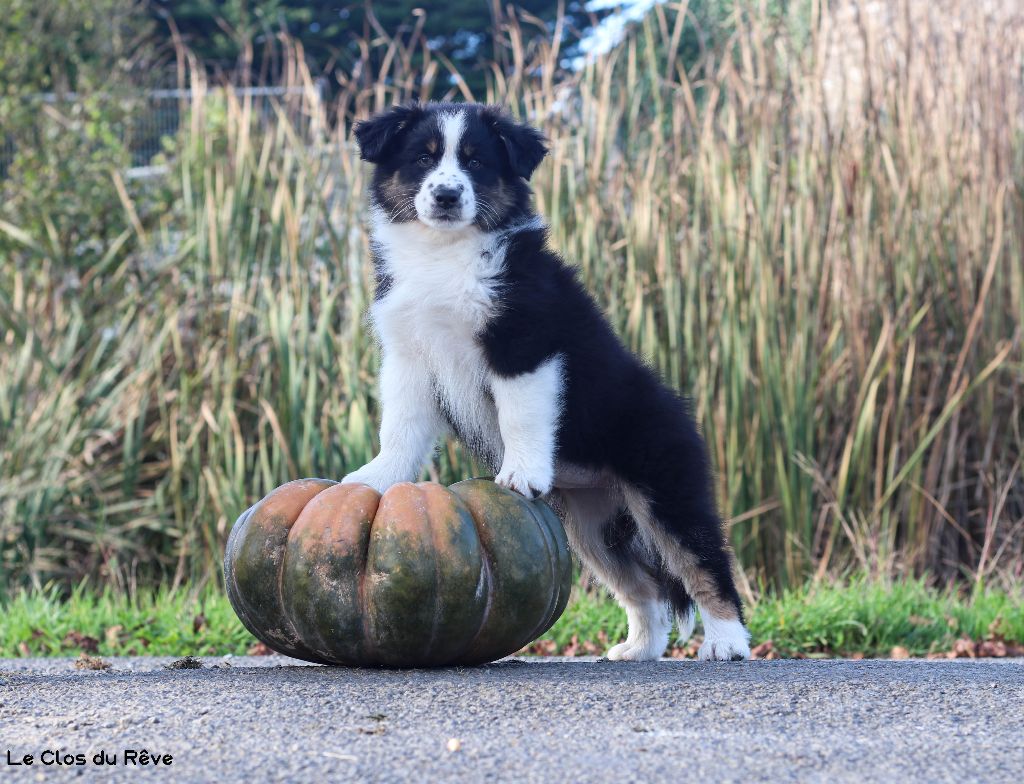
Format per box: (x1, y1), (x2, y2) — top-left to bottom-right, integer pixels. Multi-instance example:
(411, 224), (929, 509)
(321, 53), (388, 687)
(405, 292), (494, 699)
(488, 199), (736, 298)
(619, 483), (740, 622)
(551, 487), (658, 600)
(550, 487), (670, 660)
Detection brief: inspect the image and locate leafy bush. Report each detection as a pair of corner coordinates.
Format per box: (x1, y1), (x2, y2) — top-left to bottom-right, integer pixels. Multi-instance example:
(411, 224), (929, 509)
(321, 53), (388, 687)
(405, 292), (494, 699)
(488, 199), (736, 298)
(0, 0), (158, 256)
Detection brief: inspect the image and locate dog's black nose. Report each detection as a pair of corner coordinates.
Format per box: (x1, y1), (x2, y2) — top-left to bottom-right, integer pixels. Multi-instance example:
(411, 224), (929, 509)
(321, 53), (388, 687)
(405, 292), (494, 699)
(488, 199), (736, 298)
(433, 186), (462, 208)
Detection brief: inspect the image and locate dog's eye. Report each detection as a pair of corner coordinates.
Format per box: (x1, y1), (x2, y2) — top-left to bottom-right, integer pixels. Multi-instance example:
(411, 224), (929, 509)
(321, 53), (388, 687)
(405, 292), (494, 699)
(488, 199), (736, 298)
(417, 154), (433, 167)
(468, 158), (482, 170)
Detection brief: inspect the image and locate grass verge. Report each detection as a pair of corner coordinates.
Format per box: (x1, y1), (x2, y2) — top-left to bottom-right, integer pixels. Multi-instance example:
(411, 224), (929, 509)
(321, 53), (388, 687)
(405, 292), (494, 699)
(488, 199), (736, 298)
(2, 578), (1021, 660)
(541, 578), (1024, 659)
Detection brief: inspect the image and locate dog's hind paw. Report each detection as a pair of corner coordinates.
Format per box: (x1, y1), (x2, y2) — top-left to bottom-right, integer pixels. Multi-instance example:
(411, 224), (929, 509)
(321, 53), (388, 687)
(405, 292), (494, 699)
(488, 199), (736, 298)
(698, 617), (751, 661)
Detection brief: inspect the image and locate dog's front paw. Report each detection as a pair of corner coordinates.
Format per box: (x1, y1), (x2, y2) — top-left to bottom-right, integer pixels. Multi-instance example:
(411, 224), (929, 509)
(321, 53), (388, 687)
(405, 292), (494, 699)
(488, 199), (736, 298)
(341, 460), (399, 495)
(495, 462), (552, 500)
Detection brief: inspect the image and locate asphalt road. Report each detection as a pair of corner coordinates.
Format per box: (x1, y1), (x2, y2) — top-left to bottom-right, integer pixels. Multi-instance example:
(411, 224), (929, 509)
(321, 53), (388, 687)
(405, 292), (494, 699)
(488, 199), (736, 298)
(1, 656), (1022, 783)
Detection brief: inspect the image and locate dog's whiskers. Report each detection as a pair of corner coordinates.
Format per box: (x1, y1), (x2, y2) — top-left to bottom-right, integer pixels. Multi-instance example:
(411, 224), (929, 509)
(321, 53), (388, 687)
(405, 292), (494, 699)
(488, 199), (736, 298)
(389, 198), (416, 223)
(476, 199), (502, 229)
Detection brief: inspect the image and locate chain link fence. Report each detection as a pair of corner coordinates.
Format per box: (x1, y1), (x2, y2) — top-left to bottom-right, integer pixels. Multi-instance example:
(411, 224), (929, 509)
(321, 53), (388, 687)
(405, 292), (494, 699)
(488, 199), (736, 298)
(1, 85), (319, 179)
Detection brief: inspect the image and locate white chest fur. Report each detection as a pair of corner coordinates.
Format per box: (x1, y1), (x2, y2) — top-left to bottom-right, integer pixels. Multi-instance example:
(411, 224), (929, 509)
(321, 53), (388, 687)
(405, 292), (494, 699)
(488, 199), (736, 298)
(370, 217), (503, 337)
(369, 216), (507, 464)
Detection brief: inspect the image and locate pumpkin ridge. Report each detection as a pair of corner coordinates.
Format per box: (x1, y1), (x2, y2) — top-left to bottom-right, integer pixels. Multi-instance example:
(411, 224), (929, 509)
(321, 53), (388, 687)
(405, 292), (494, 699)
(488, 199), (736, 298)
(520, 500), (563, 645)
(284, 482), (380, 664)
(241, 479), (336, 662)
(541, 500), (572, 634)
(224, 505), (251, 596)
(284, 490), (326, 661)
(417, 483), (444, 661)
(439, 486), (493, 665)
(276, 491), (322, 660)
(356, 484), (381, 664)
(452, 487), (495, 659)
(223, 504), (257, 637)
(468, 542), (493, 652)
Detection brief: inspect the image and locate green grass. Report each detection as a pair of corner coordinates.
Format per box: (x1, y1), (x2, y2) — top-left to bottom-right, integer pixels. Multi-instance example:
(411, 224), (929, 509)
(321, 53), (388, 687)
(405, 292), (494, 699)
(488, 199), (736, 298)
(3, 579), (1021, 660)
(0, 584), (254, 658)
(549, 579), (1024, 658)
(746, 578), (1024, 658)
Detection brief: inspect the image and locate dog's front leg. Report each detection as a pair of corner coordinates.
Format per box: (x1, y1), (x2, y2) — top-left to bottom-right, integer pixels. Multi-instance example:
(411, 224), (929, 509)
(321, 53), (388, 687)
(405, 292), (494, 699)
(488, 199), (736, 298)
(491, 355), (564, 500)
(341, 349), (443, 494)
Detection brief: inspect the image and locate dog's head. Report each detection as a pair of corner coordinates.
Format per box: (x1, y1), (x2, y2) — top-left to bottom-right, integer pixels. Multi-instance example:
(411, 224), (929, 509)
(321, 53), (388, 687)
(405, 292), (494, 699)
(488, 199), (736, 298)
(354, 101), (547, 231)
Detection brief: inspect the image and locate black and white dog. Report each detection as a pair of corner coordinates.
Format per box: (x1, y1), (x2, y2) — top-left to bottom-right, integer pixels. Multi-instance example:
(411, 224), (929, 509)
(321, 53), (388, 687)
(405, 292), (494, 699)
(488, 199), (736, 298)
(342, 101), (750, 661)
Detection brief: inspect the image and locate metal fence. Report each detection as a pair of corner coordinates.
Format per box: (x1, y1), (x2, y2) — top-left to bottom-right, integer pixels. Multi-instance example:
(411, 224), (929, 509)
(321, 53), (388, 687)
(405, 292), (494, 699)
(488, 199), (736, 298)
(1, 85), (318, 179)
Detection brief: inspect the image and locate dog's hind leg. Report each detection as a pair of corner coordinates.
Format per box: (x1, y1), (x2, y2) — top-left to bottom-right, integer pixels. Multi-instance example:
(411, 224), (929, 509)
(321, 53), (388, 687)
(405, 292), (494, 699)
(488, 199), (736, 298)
(621, 483), (750, 661)
(551, 487), (671, 661)
(664, 576), (697, 646)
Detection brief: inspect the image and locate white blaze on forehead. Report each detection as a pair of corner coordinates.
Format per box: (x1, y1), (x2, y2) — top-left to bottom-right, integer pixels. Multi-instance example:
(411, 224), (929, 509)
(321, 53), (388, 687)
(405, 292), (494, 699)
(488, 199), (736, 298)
(438, 110), (467, 163)
(413, 108), (476, 228)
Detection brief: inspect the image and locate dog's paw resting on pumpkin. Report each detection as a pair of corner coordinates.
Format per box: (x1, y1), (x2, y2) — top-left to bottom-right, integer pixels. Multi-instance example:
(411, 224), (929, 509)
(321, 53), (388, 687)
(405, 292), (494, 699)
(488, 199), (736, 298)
(340, 457), (404, 495)
(495, 459), (553, 500)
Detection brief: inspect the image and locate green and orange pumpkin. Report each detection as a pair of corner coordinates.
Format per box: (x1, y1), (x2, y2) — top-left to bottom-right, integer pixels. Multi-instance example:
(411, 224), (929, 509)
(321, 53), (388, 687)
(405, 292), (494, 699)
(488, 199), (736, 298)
(224, 478), (572, 667)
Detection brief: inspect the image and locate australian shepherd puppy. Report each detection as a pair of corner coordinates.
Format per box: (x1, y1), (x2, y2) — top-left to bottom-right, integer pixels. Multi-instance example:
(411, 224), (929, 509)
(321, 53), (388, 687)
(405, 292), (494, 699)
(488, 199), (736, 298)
(342, 101), (750, 661)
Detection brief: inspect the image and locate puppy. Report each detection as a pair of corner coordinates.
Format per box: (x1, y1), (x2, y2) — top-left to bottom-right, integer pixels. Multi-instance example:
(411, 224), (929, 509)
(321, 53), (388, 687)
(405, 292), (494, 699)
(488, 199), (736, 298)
(342, 101), (750, 661)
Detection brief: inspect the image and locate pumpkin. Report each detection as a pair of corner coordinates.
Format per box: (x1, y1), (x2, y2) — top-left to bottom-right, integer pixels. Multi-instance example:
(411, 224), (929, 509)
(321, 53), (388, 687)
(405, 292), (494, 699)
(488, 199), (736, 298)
(224, 478), (572, 667)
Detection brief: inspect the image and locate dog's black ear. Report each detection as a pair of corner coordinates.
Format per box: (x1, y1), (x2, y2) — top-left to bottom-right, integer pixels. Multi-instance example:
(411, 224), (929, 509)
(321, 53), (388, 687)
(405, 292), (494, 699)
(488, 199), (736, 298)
(482, 106), (548, 180)
(353, 102), (423, 163)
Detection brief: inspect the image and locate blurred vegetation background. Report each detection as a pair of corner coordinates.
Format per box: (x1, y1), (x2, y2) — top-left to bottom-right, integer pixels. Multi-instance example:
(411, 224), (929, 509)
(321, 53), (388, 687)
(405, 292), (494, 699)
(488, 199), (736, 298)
(1, 0), (1022, 601)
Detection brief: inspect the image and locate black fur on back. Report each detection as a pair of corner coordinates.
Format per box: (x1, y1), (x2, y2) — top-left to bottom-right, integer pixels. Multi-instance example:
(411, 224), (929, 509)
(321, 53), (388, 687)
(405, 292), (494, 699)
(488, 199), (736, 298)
(479, 226), (743, 623)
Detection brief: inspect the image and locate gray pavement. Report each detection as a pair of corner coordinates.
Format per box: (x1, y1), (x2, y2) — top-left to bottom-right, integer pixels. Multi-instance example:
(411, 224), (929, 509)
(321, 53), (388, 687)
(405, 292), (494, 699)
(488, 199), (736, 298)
(1, 656), (1022, 782)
